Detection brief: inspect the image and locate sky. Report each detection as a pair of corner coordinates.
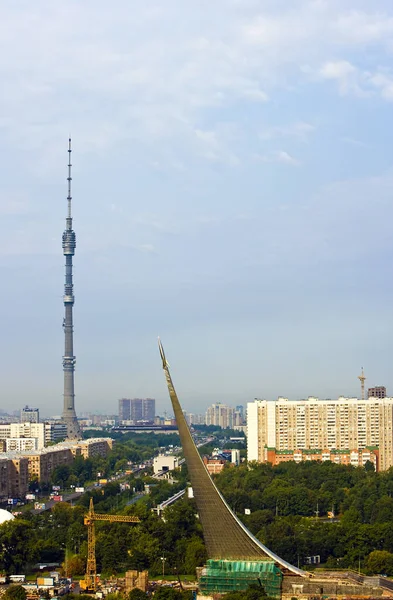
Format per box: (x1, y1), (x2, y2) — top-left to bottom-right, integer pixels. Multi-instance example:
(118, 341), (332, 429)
(1, 0), (393, 416)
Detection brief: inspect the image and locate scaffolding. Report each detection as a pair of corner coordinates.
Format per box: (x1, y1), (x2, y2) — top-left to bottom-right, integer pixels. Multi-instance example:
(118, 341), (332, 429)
(198, 559), (282, 597)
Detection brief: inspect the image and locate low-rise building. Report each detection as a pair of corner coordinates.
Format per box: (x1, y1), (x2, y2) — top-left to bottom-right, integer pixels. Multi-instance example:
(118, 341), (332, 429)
(72, 438), (113, 459)
(24, 446), (74, 483)
(44, 422), (67, 444)
(153, 454), (178, 474)
(203, 456), (227, 475)
(0, 437), (113, 490)
(264, 447), (379, 470)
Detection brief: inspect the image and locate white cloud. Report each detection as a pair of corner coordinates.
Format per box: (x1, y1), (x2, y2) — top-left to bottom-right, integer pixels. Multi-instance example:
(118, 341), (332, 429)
(260, 121), (315, 141)
(254, 150), (300, 166)
(319, 60), (364, 95)
(369, 72), (393, 100)
(274, 151), (301, 166)
(319, 60), (393, 100)
(0, 1), (392, 164)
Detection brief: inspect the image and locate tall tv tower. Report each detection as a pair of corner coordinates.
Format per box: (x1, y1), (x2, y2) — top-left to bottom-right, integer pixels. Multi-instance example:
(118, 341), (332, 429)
(61, 138), (81, 439)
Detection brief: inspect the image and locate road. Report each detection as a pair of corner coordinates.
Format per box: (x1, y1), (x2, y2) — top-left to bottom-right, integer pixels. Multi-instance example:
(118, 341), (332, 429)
(30, 433), (216, 514)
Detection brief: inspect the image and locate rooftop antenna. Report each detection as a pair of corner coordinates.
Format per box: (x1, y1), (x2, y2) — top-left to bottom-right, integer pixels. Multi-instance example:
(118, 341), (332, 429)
(358, 368), (366, 401)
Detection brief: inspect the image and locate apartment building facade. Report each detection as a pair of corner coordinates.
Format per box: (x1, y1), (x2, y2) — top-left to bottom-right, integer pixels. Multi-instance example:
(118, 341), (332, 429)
(206, 403), (235, 429)
(368, 387), (387, 399)
(73, 438), (113, 459)
(119, 398), (131, 422)
(119, 398), (156, 423)
(0, 455), (29, 501)
(247, 397), (393, 472)
(0, 422), (67, 450)
(20, 406), (39, 423)
(0, 437), (113, 489)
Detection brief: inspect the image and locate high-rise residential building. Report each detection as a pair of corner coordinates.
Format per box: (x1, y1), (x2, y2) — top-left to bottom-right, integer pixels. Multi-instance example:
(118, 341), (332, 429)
(247, 397), (393, 471)
(206, 403), (235, 429)
(236, 405), (244, 418)
(142, 398), (155, 421)
(368, 386), (386, 399)
(183, 412), (206, 426)
(20, 406), (39, 423)
(119, 398), (156, 423)
(119, 398), (131, 422)
(131, 399), (143, 422)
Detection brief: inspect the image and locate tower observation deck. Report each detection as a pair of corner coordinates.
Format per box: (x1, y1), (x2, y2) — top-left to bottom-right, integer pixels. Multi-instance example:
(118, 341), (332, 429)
(61, 138), (81, 440)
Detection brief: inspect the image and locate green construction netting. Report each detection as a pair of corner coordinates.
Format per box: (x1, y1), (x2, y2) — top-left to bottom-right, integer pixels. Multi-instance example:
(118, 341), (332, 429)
(198, 559), (282, 597)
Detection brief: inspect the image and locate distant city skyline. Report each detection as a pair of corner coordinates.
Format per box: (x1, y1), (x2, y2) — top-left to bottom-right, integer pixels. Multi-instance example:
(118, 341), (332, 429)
(2, 1), (393, 413)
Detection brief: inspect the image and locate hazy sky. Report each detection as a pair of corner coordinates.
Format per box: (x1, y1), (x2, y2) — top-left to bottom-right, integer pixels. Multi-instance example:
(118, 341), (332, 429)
(1, 0), (393, 416)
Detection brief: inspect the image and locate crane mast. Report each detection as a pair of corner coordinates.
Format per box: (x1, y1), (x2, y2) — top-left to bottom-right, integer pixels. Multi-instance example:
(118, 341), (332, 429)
(82, 498), (141, 591)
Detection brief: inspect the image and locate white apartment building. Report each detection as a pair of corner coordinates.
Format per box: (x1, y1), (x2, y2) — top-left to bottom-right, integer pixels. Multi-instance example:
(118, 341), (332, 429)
(206, 403), (235, 429)
(6, 438), (38, 453)
(247, 397), (393, 471)
(0, 422), (68, 450)
(0, 423), (46, 449)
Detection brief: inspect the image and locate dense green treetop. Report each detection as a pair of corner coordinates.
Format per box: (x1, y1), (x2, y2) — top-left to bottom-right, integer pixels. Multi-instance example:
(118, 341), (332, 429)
(7, 435), (393, 578)
(3, 586), (27, 600)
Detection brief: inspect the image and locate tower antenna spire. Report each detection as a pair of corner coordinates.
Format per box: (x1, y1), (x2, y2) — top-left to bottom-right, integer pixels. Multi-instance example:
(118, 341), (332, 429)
(67, 137), (72, 221)
(62, 137), (81, 440)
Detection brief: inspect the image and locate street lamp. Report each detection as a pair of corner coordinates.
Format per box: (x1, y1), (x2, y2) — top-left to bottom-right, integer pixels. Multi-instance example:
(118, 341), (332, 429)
(160, 555), (167, 579)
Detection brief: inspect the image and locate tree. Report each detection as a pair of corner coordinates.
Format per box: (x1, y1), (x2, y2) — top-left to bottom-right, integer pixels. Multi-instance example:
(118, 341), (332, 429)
(0, 520), (38, 573)
(223, 584), (268, 600)
(3, 586), (27, 600)
(153, 588), (192, 599)
(184, 536), (206, 574)
(51, 465), (71, 486)
(128, 590), (147, 600)
(63, 554), (85, 577)
(366, 550), (393, 576)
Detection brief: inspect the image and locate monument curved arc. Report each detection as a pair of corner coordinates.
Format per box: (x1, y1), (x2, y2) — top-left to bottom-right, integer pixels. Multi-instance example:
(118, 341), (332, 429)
(158, 339), (308, 577)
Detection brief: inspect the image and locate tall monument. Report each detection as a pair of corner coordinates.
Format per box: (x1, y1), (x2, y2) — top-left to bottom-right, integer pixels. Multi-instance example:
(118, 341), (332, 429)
(158, 339), (306, 576)
(61, 139), (81, 439)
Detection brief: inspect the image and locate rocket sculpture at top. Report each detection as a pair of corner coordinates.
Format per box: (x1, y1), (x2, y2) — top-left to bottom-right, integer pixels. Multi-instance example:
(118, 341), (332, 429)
(61, 138), (81, 439)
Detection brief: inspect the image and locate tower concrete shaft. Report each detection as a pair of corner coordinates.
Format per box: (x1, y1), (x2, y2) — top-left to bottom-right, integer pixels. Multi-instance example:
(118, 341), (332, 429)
(62, 138), (81, 439)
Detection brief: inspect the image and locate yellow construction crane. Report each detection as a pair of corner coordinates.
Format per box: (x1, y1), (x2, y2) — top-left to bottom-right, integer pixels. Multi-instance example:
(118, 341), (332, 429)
(80, 498), (141, 591)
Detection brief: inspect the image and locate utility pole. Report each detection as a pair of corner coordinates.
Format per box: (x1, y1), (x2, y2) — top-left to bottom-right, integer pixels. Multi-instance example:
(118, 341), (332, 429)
(161, 554), (167, 579)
